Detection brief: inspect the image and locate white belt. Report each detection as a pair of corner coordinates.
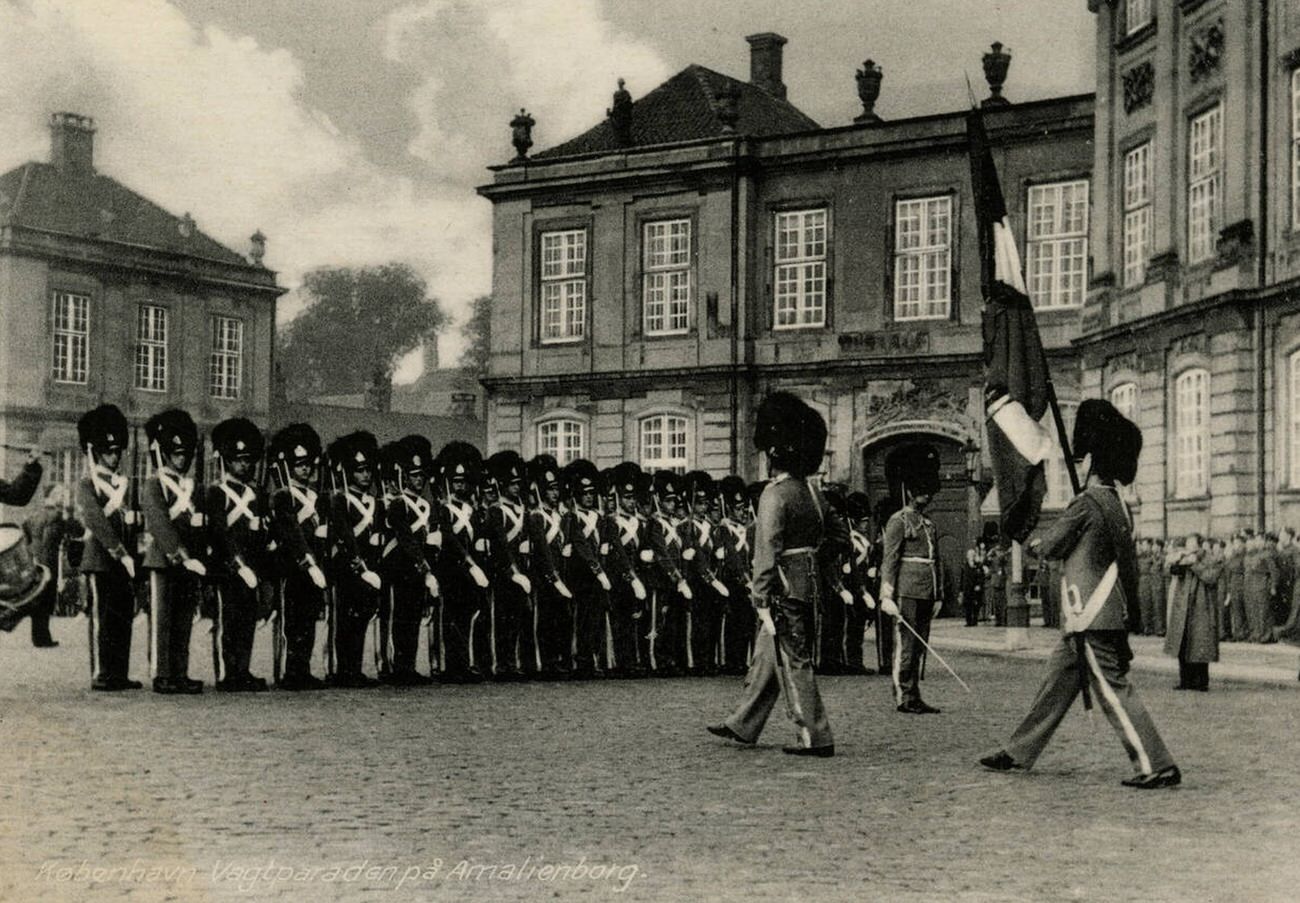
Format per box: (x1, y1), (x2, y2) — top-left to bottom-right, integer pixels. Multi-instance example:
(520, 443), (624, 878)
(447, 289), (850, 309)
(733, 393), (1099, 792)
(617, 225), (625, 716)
(781, 547), (816, 557)
(902, 556), (934, 563)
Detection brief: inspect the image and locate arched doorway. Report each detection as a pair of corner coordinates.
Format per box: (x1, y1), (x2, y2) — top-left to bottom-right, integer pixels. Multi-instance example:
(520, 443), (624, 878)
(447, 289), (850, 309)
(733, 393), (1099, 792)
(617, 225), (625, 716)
(862, 432), (973, 614)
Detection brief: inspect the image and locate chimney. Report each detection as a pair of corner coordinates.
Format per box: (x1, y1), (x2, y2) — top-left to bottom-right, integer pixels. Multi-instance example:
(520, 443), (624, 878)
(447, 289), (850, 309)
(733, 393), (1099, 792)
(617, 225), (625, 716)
(49, 112), (96, 174)
(746, 33), (788, 99)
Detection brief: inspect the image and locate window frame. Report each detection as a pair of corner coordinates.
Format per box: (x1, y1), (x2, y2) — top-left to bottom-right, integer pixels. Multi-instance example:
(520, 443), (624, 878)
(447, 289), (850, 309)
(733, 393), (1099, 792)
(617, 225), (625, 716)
(536, 418), (585, 467)
(134, 304), (169, 393)
(1187, 104), (1222, 265)
(641, 217), (694, 337)
(1125, 0), (1153, 35)
(772, 207), (830, 330)
(1291, 70), (1300, 232)
(1025, 179), (1089, 310)
(1122, 143), (1153, 288)
(50, 290), (90, 385)
(638, 413), (691, 474)
(536, 226), (589, 346)
(1110, 381), (1139, 423)
(892, 194), (954, 322)
(1174, 368), (1210, 498)
(209, 315), (244, 401)
(1290, 349), (1300, 488)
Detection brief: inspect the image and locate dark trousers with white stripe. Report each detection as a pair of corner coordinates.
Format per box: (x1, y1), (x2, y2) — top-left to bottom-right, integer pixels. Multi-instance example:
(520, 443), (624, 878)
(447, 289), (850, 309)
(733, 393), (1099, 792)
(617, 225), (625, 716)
(440, 573), (484, 676)
(1003, 631), (1175, 775)
(845, 601), (868, 671)
(150, 568), (198, 682)
(534, 582), (572, 674)
(721, 591), (753, 673)
(387, 578), (425, 676)
(334, 573), (379, 678)
(493, 580), (528, 674)
(608, 582), (640, 672)
(215, 577), (258, 682)
(569, 569), (606, 673)
(279, 571), (322, 679)
(892, 596), (933, 705)
(87, 566), (134, 683)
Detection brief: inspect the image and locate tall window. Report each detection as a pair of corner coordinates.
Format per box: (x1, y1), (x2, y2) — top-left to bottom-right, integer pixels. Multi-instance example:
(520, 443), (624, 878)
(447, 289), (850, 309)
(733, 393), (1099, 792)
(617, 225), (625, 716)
(1123, 144), (1152, 287)
(537, 419), (583, 466)
(1290, 351), (1300, 487)
(1026, 180), (1088, 309)
(639, 414), (690, 474)
(539, 229), (587, 343)
(1292, 70), (1300, 230)
(134, 305), (168, 392)
(210, 316), (243, 400)
(51, 291), (89, 384)
(1188, 106), (1222, 264)
(774, 209), (828, 328)
(643, 219), (691, 335)
(1126, 0), (1152, 34)
(1110, 382), (1138, 422)
(1174, 369), (1210, 497)
(894, 196), (952, 320)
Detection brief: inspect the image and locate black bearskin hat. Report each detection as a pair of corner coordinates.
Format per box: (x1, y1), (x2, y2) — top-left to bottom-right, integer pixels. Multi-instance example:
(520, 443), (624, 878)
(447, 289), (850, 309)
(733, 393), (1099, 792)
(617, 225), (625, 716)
(719, 475), (747, 517)
(397, 435), (434, 476)
(212, 417), (264, 462)
(610, 461), (643, 499)
(563, 458), (600, 500)
(528, 454), (561, 493)
(684, 470), (715, 503)
(269, 423), (321, 468)
(328, 431), (379, 474)
(486, 450), (526, 487)
(653, 470), (682, 503)
(897, 444), (941, 498)
(145, 408), (198, 457)
(845, 491), (871, 522)
(821, 481), (849, 515)
(436, 440), (482, 484)
(1073, 398), (1142, 486)
(77, 404), (129, 455)
(755, 392), (826, 478)
(747, 480), (768, 513)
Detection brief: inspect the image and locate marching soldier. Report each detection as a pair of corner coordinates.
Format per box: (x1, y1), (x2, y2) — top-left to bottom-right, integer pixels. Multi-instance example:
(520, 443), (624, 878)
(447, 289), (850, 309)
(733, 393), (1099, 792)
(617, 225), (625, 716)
(382, 436), (438, 684)
(526, 454), (574, 678)
(563, 459), (613, 678)
(76, 404), (141, 691)
(649, 471), (691, 676)
(326, 431), (385, 687)
(681, 470), (729, 676)
(484, 450), (532, 680)
(267, 423), (329, 690)
(981, 399), (1180, 789)
(709, 392), (835, 757)
(606, 462), (651, 677)
(878, 446), (945, 714)
(717, 476), (754, 676)
(843, 491), (877, 675)
(140, 409), (208, 695)
(435, 441), (492, 681)
(207, 417), (269, 692)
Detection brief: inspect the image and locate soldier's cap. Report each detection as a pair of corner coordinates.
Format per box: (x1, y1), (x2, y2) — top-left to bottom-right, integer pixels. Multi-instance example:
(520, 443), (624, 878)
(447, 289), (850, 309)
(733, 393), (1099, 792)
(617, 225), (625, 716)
(527, 453), (561, 490)
(653, 469), (682, 500)
(328, 431), (379, 472)
(845, 491), (871, 521)
(634, 469), (655, 502)
(896, 443), (941, 497)
(1073, 398), (1141, 486)
(436, 440), (482, 482)
(212, 417), (265, 462)
(563, 458), (600, 496)
(270, 422), (321, 466)
(755, 392), (826, 478)
(610, 461), (643, 497)
(485, 449), (526, 485)
(684, 469), (715, 500)
(718, 475), (746, 511)
(821, 481), (849, 514)
(77, 404), (129, 453)
(145, 408), (198, 456)
(981, 521), (1001, 544)
(397, 434), (434, 475)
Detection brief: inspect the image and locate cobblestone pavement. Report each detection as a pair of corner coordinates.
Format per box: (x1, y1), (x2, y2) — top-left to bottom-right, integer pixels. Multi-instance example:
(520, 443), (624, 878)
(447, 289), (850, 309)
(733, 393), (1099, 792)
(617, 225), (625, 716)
(2, 615), (1298, 903)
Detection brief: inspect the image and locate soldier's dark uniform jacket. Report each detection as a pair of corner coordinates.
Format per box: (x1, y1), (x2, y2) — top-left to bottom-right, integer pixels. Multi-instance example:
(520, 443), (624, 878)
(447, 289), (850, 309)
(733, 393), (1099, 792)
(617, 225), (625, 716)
(526, 454), (571, 675)
(563, 459), (610, 675)
(484, 450), (532, 676)
(434, 441), (488, 679)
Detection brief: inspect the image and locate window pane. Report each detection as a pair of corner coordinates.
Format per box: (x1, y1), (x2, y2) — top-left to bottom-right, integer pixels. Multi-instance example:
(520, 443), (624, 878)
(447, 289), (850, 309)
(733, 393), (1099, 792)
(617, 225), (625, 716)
(894, 196), (951, 319)
(773, 209), (828, 328)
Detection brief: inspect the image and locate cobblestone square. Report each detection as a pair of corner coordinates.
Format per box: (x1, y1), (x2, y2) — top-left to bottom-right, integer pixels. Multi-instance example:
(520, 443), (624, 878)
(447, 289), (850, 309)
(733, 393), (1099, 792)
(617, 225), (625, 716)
(1, 617), (1298, 902)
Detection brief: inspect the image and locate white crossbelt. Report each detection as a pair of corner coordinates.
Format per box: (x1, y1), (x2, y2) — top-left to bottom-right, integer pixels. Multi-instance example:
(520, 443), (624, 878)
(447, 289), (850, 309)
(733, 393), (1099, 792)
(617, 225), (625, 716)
(219, 477), (256, 528)
(288, 484), (317, 525)
(158, 468), (196, 521)
(90, 465), (128, 517)
(346, 490), (375, 537)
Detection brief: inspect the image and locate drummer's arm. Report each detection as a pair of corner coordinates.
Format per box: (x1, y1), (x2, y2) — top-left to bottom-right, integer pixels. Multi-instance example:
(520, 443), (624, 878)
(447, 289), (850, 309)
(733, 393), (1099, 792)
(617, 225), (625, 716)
(0, 459), (42, 507)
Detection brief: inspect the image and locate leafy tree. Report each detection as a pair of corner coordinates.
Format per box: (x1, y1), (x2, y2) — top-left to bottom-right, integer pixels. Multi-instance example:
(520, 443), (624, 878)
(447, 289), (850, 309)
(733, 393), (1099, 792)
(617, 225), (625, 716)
(460, 294), (492, 377)
(277, 263), (446, 401)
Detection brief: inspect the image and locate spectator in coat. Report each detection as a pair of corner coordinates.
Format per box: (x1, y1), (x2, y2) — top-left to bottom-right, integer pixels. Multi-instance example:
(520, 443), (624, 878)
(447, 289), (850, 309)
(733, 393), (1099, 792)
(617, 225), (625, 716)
(1224, 533), (1248, 641)
(1243, 532), (1278, 643)
(1164, 534), (1221, 691)
(961, 547), (983, 626)
(21, 484), (81, 647)
(1136, 538), (1157, 636)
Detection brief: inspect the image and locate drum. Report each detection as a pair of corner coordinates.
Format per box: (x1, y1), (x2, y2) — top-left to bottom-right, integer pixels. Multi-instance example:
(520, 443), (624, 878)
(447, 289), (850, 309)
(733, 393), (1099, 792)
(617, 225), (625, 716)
(0, 524), (50, 632)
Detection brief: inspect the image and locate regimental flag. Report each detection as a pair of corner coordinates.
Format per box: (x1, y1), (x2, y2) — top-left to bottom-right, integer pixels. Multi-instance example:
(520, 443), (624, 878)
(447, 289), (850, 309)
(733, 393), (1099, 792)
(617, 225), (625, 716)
(968, 108), (1054, 544)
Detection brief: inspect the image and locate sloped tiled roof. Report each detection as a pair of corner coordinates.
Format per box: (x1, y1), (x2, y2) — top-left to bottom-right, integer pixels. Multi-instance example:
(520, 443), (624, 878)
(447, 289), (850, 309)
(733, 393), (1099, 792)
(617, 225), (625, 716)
(0, 162), (252, 267)
(534, 65), (820, 160)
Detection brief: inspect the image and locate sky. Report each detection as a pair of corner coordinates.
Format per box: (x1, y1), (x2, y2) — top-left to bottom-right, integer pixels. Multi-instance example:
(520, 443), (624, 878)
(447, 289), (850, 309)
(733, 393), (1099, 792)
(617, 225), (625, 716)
(0, 0), (1095, 380)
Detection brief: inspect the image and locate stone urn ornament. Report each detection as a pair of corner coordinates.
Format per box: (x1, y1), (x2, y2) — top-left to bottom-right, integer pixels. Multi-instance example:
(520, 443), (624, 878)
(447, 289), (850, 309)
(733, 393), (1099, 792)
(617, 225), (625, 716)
(510, 108), (535, 162)
(981, 42), (1011, 107)
(855, 60), (883, 123)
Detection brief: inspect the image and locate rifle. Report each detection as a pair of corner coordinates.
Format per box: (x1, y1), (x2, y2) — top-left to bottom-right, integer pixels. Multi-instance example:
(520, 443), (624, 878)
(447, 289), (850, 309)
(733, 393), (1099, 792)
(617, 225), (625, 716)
(129, 423), (151, 673)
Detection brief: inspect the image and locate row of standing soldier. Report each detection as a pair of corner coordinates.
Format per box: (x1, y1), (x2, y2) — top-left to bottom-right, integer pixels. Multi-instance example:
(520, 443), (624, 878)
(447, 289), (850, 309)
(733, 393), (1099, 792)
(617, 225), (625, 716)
(73, 403), (897, 694)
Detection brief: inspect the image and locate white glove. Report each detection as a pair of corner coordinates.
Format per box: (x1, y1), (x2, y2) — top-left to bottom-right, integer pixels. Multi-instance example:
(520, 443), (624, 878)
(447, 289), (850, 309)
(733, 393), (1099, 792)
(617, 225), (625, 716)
(683, 548), (696, 561)
(867, 567), (878, 579)
(555, 579), (573, 599)
(361, 569), (382, 590)
(630, 576), (647, 601)
(511, 572), (533, 595)
(757, 607), (777, 636)
(308, 564), (327, 590)
(182, 558), (207, 577)
(638, 549), (654, 563)
(597, 572), (612, 592)
(842, 562), (852, 575)
(561, 544), (572, 558)
(237, 564), (258, 590)
(839, 588), (854, 606)
(862, 590), (877, 610)
(880, 598), (900, 618)
(710, 578), (730, 598)
(469, 563), (489, 589)
(677, 579), (693, 601)
(424, 573), (440, 596)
